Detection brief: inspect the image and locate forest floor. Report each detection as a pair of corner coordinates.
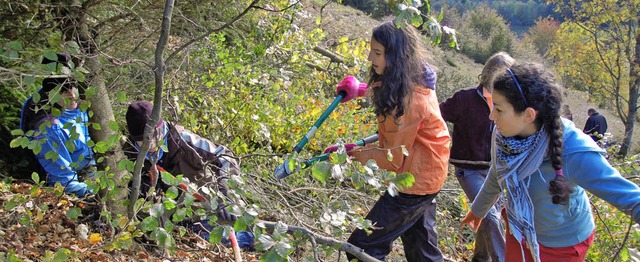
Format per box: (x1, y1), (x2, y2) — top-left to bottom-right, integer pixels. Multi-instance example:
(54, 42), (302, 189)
(0, 182), (261, 261)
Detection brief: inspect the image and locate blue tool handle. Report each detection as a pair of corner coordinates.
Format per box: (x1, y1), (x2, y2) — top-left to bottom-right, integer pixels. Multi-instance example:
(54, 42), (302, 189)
(292, 92), (346, 153)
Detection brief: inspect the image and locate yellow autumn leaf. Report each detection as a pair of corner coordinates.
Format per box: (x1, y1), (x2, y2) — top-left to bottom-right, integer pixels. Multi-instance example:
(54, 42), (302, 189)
(89, 233), (103, 245)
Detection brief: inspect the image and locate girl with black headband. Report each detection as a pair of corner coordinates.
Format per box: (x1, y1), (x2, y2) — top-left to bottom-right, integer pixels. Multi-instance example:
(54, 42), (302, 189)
(461, 62), (640, 261)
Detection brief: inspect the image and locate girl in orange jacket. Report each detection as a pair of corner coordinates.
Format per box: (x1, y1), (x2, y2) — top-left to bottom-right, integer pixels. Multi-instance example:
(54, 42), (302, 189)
(328, 20), (451, 262)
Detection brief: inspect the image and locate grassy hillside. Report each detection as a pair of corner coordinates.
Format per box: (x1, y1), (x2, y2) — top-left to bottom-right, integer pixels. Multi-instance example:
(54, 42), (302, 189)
(298, 0), (483, 97)
(563, 89), (640, 154)
(300, 0), (640, 154)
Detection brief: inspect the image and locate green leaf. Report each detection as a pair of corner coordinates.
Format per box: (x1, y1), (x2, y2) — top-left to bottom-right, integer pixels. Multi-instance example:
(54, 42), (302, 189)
(410, 13), (423, 27)
(32, 92), (41, 104)
(394, 172), (415, 189)
(66, 207), (82, 220)
(5, 199), (18, 211)
(261, 250), (284, 262)
(108, 121), (119, 132)
(149, 203), (165, 218)
(165, 186), (179, 199)
(7, 41), (23, 51)
(153, 228), (173, 249)
(141, 216), (159, 232)
(45, 150), (59, 162)
(286, 159), (297, 174)
(209, 227), (224, 244)
(32, 172), (40, 183)
(92, 123), (102, 130)
(116, 91), (127, 103)
(53, 248), (71, 262)
(163, 199), (176, 210)
(274, 242), (293, 257)
(134, 198), (145, 213)
(94, 141), (109, 153)
(11, 129), (24, 136)
(329, 150), (347, 164)
(257, 234), (276, 250)
(9, 137), (22, 148)
(311, 161), (331, 182)
(160, 171), (177, 185)
(172, 208), (187, 222)
(43, 50), (58, 63)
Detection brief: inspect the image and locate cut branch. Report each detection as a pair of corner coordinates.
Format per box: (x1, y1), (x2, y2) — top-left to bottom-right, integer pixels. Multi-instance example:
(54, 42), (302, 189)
(313, 46), (344, 64)
(258, 220), (381, 262)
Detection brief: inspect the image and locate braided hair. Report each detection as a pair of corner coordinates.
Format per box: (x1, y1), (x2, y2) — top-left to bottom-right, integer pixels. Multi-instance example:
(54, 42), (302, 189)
(492, 62), (572, 205)
(368, 20), (433, 123)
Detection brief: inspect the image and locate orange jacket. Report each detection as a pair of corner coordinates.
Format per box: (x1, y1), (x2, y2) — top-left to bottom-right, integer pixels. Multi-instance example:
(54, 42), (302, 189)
(351, 83), (450, 195)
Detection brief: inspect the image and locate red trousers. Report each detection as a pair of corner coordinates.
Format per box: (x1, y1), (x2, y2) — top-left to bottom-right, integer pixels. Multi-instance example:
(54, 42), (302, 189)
(503, 209), (595, 262)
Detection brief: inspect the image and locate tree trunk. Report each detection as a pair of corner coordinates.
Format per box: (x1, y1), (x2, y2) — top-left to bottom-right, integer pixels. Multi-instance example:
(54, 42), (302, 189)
(618, 14), (640, 157)
(61, 0), (129, 215)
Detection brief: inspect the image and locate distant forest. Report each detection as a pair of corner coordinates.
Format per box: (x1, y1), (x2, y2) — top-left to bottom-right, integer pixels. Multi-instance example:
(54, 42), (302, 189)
(341, 0), (563, 34)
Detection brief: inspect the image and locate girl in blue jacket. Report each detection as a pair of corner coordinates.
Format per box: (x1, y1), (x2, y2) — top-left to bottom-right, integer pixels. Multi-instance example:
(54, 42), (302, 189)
(461, 62), (640, 261)
(20, 53), (94, 196)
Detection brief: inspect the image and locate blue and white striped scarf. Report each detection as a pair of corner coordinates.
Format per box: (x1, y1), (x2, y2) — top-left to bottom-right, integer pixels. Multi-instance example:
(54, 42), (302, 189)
(491, 127), (548, 262)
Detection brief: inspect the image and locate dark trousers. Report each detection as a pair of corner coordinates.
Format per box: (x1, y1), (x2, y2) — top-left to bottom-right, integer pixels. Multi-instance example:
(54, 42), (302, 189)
(347, 191), (443, 262)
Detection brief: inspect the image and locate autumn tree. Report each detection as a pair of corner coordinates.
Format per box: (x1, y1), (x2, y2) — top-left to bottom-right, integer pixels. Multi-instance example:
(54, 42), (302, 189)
(455, 4), (516, 63)
(547, 0), (640, 157)
(523, 16), (561, 58)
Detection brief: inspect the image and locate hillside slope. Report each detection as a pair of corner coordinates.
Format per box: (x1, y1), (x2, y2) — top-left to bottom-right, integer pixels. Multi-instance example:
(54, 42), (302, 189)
(296, 0), (483, 96)
(298, 0), (639, 154)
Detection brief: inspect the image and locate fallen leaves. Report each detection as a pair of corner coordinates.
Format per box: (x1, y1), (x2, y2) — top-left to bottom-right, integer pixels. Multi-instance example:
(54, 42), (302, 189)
(0, 182), (260, 261)
(89, 233), (103, 245)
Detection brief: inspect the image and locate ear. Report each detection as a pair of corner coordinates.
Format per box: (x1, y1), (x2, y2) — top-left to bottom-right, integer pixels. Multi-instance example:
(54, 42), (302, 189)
(523, 107), (538, 124)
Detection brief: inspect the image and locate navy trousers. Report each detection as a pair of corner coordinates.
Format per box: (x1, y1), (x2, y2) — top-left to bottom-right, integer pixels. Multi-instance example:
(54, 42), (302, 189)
(347, 191), (443, 262)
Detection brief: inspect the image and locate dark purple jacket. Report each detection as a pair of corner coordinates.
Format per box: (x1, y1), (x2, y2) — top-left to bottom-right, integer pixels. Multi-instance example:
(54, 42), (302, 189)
(439, 85), (493, 170)
(124, 122), (239, 197)
(583, 112), (608, 141)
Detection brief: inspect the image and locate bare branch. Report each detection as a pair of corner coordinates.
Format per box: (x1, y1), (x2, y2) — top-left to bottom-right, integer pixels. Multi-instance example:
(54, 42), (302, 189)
(252, 0), (301, 12)
(165, 0), (260, 63)
(0, 66), (71, 79)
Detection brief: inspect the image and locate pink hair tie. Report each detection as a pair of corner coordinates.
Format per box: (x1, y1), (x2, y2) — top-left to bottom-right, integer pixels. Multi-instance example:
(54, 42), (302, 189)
(555, 169), (564, 176)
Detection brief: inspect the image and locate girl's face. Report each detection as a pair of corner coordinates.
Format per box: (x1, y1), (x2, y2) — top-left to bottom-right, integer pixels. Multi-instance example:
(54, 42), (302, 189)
(489, 91), (538, 138)
(58, 87), (79, 110)
(368, 38), (386, 75)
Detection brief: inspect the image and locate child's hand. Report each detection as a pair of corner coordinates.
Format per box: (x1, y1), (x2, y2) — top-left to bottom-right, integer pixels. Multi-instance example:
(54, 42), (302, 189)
(336, 75), (367, 103)
(460, 210), (483, 232)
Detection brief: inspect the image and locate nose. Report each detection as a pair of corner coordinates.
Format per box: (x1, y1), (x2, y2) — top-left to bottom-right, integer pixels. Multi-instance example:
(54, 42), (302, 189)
(489, 107), (496, 121)
(367, 50), (373, 62)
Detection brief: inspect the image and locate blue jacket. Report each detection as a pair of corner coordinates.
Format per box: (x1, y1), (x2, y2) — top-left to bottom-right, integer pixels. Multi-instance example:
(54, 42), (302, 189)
(472, 119), (640, 247)
(440, 85), (493, 169)
(26, 108), (94, 196)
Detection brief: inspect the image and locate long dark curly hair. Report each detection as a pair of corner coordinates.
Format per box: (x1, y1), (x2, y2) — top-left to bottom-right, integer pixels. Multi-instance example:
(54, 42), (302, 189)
(368, 21), (433, 123)
(492, 62), (572, 205)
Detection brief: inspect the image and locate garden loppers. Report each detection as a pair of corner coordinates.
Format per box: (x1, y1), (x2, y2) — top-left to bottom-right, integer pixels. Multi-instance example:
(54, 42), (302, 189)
(274, 133), (378, 179)
(274, 76), (367, 179)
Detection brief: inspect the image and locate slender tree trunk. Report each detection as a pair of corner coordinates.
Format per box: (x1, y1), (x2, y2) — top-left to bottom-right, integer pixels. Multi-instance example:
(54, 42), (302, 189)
(128, 0), (174, 219)
(619, 14), (640, 157)
(61, 0), (129, 215)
